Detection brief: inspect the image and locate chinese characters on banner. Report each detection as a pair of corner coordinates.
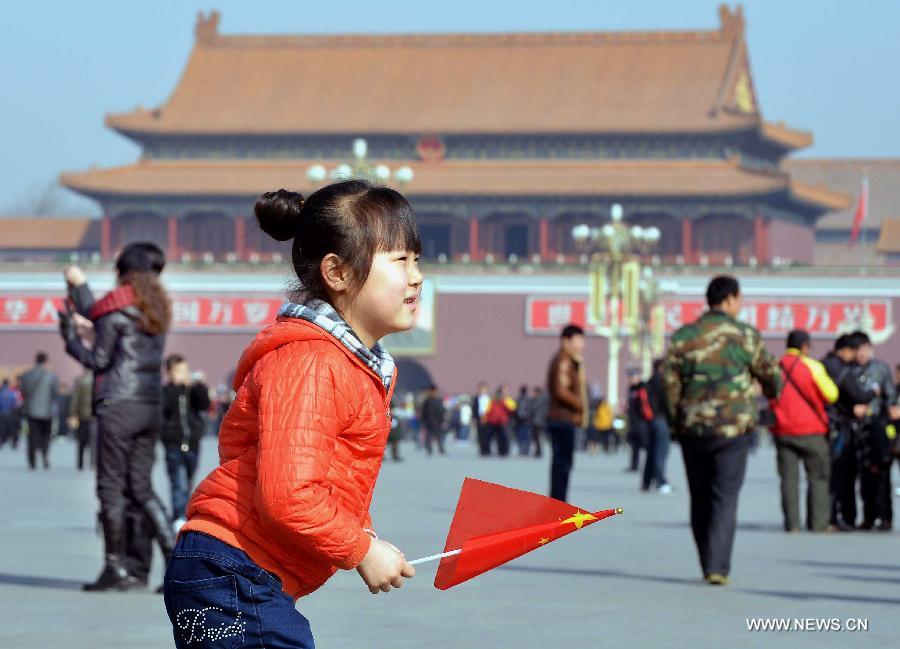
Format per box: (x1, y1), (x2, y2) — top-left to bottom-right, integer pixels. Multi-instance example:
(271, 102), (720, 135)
(0, 296), (284, 331)
(526, 297), (892, 339)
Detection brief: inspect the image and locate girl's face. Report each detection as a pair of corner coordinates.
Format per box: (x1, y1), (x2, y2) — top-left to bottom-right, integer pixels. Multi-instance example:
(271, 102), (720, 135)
(343, 250), (423, 348)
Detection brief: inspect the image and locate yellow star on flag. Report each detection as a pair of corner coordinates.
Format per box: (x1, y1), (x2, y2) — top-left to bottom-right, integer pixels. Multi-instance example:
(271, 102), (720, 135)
(538, 537), (550, 546)
(561, 510), (597, 529)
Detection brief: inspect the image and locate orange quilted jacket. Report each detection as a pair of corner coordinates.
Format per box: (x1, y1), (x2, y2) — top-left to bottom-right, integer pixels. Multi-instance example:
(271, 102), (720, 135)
(181, 317), (396, 599)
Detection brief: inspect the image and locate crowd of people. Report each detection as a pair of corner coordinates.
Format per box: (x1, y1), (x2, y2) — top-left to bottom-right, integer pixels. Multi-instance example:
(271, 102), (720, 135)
(0, 362), (233, 476)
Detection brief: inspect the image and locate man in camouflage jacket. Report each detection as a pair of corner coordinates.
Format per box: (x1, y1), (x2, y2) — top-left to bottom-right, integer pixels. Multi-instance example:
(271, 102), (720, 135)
(664, 275), (781, 585)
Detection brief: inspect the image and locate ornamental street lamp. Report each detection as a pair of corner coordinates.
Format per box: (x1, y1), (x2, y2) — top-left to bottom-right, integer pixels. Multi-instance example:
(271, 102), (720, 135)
(306, 138), (414, 188)
(572, 204), (662, 408)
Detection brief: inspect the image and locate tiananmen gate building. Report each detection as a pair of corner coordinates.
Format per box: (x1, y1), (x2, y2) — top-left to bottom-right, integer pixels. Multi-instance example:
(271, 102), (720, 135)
(1, 5), (897, 399)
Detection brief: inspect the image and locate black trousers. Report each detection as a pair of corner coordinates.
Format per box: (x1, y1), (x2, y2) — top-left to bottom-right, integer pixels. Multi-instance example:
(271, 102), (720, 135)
(830, 431), (858, 526)
(860, 461), (893, 525)
(548, 421), (576, 502)
(628, 419), (649, 471)
(532, 424), (544, 458)
(26, 417), (52, 469)
(76, 419), (97, 470)
(859, 422), (894, 526)
(477, 422), (490, 456)
(486, 424), (510, 457)
(96, 401), (164, 555)
(0, 412), (17, 448)
(424, 426), (445, 455)
(680, 434), (751, 577)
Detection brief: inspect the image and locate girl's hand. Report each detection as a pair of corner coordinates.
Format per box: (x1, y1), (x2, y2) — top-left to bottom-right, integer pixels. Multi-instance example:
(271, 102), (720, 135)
(64, 265), (87, 287)
(356, 538), (415, 594)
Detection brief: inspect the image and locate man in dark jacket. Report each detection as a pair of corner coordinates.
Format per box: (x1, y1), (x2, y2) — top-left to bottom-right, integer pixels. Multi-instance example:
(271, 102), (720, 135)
(821, 334), (876, 530)
(529, 386), (548, 458)
(162, 354), (211, 526)
(0, 378), (20, 449)
(18, 352), (58, 470)
(546, 324), (587, 502)
(852, 331), (898, 530)
(642, 359), (672, 493)
(420, 385), (446, 456)
(626, 371), (648, 472)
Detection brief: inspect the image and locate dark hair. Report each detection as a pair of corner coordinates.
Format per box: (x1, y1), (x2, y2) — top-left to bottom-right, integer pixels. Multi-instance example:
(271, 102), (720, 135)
(116, 242), (171, 335)
(166, 353), (186, 372)
(706, 275), (740, 308)
(834, 334), (858, 351)
(850, 330), (871, 347)
(560, 324), (585, 339)
(116, 242), (165, 276)
(35, 352), (48, 364)
(786, 329), (811, 350)
(255, 180), (420, 303)
(653, 358), (665, 373)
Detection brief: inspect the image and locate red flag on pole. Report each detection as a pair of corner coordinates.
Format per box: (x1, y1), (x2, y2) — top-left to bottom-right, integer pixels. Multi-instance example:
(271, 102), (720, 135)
(850, 175), (869, 244)
(432, 478), (622, 589)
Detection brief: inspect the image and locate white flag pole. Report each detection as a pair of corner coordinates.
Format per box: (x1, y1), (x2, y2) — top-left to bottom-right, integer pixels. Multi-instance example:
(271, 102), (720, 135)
(408, 549), (461, 566)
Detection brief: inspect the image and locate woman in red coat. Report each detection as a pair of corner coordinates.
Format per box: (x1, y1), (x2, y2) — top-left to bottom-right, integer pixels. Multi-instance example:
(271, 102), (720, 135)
(163, 181), (422, 648)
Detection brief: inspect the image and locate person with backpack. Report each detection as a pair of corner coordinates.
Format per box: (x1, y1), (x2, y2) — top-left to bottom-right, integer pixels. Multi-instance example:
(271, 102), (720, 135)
(642, 359), (672, 494)
(769, 330), (838, 533)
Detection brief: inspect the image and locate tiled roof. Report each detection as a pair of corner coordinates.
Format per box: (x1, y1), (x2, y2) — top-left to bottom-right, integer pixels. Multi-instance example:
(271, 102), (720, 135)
(876, 218), (900, 254)
(784, 159), (900, 231)
(0, 218), (100, 249)
(761, 121), (813, 150)
(106, 8), (768, 136)
(61, 157), (843, 209)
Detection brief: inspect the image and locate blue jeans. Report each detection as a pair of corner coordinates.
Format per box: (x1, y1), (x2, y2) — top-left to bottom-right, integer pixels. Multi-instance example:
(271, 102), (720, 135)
(165, 446), (199, 521)
(642, 417), (671, 489)
(164, 532), (315, 649)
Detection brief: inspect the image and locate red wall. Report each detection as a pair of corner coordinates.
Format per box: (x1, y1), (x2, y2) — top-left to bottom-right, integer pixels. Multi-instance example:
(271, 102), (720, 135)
(769, 220), (815, 264)
(4, 293), (899, 408)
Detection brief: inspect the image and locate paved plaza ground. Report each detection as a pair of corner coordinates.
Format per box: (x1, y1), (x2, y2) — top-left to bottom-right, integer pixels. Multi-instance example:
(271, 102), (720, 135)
(0, 434), (897, 648)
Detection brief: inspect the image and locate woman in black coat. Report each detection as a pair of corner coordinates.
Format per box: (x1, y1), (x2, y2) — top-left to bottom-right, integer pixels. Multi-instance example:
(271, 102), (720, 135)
(60, 242), (175, 591)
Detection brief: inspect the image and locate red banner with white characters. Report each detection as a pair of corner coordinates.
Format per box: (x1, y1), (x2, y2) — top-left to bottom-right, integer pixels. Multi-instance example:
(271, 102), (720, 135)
(526, 297), (893, 340)
(0, 295), (284, 331)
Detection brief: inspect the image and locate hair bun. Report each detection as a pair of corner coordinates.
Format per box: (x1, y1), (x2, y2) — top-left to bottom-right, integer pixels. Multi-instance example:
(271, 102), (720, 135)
(255, 189), (305, 242)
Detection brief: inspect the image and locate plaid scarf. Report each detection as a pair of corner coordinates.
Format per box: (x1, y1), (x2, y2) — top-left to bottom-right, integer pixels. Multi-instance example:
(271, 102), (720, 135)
(89, 285), (135, 321)
(278, 299), (395, 391)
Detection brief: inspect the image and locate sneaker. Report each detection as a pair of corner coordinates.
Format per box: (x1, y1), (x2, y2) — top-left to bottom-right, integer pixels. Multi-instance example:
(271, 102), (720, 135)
(705, 573), (730, 586)
(657, 484), (673, 495)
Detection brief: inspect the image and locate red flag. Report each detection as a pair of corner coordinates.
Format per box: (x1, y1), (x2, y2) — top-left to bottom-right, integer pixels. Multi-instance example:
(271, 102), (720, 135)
(850, 175), (869, 244)
(434, 478), (621, 589)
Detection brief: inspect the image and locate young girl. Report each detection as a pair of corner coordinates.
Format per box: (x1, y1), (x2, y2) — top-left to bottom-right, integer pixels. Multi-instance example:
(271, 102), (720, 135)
(164, 180), (421, 648)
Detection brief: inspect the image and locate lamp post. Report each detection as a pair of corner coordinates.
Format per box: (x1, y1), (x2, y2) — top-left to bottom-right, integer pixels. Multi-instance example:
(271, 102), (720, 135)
(572, 204), (660, 408)
(306, 138), (414, 188)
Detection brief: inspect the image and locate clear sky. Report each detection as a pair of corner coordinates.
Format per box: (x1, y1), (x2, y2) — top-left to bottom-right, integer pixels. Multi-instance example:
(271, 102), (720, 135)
(2, 0), (898, 215)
